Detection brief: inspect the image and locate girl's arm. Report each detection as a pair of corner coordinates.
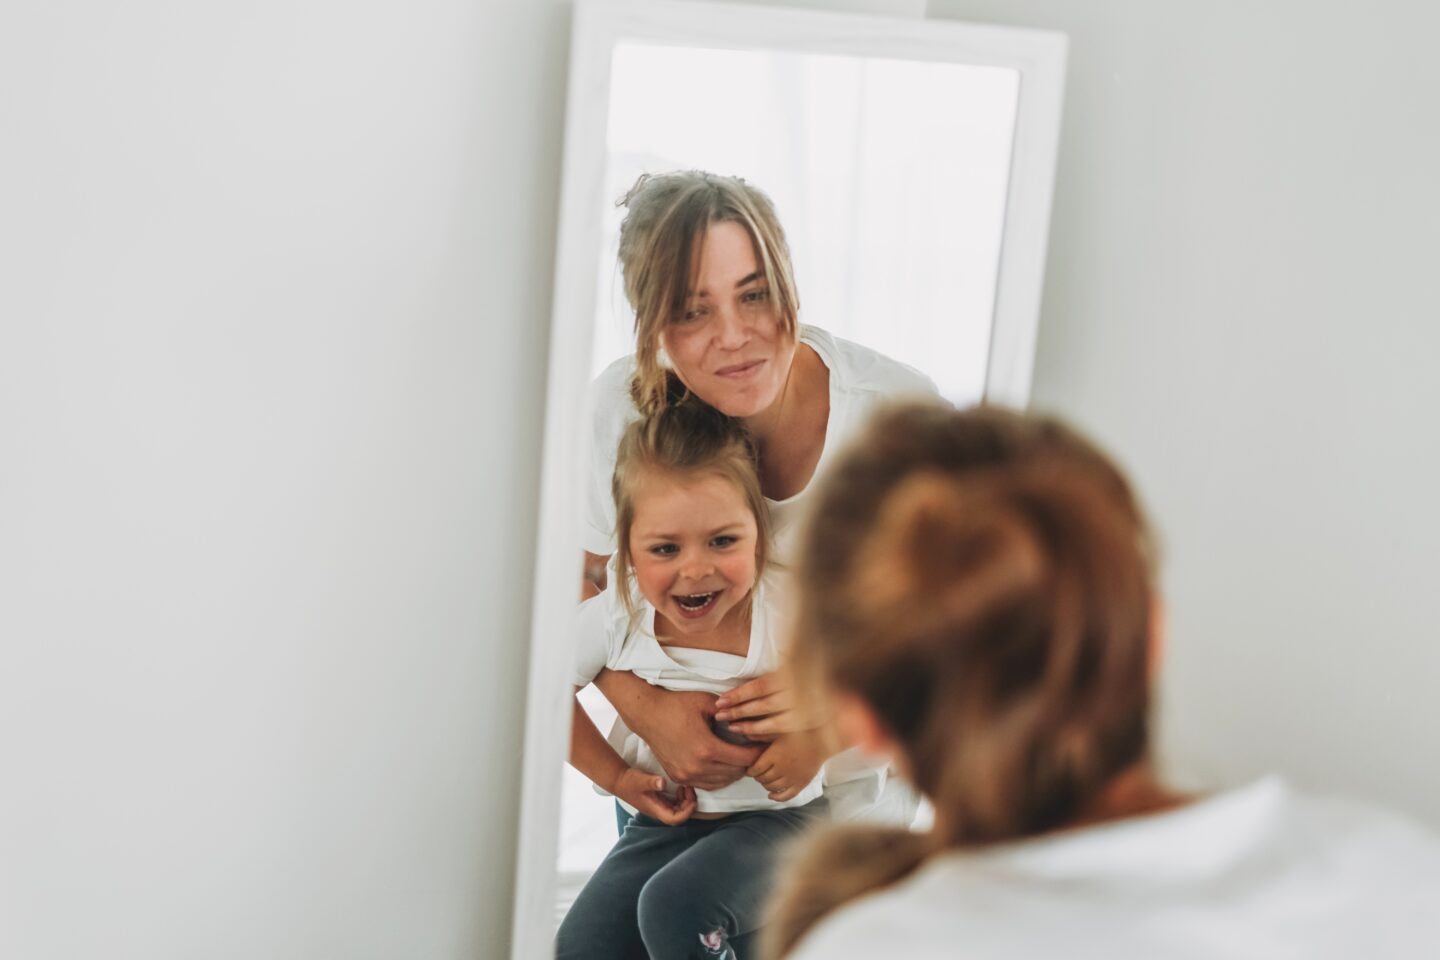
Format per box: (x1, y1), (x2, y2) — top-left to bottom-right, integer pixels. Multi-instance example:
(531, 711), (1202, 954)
(747, 719), (847, 802)
(570, 688), (697, 825)
(580, 551), (609, 601)
(713, 668), (817, 740)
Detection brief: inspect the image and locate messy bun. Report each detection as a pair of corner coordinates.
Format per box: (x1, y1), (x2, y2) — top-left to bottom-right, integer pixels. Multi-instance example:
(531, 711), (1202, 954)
(767, 403), (1156, 956)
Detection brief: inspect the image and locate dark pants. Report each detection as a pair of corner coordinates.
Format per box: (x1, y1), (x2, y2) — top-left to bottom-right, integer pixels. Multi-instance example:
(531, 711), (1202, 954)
(555, 799), (826, 960)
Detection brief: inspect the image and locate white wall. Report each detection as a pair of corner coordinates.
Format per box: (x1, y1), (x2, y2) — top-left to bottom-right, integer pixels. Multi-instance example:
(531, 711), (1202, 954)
(0, 1), (570, 956)
(931, 0), (1440, 825)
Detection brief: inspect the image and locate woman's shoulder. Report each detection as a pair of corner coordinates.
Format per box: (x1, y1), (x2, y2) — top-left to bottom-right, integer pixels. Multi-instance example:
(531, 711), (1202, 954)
(801, 325), (939, 400)
(787, 879), (944, 960)
(587, 354), (641, 455)
(589, 355), (638, 417)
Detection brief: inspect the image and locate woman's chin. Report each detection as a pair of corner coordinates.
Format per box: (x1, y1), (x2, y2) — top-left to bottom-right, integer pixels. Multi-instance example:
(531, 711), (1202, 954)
(704, 386), (780, 420)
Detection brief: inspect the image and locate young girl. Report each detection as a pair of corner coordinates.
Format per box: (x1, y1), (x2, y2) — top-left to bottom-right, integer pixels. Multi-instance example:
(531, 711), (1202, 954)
(765, 403), (1440, 959)
(557, 399), (830, 960)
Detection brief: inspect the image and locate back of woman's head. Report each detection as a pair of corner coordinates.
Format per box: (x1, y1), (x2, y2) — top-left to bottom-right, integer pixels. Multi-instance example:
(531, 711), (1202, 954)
(766, 403), (1156, 957)
(616, 170), (800, 415)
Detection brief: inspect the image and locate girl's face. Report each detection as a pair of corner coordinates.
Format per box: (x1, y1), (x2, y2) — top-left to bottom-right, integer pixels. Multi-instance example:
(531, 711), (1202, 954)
(627, 469), (759, 635)
(661, 220), (797, 419)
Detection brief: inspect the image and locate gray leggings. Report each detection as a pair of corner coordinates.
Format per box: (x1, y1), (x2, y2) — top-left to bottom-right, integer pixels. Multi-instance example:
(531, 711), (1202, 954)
(555, 799), (826, 960)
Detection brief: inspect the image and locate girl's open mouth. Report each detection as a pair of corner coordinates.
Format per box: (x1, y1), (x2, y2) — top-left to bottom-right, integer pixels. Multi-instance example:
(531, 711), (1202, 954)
(673, 590), (721, 619)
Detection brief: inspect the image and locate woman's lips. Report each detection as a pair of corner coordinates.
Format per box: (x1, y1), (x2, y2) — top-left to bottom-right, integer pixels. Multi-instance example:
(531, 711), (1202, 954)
(714, 359), (765, 380)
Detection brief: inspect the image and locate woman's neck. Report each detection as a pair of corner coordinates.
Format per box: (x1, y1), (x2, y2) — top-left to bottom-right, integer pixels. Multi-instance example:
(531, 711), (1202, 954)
(1068, 764), (1190, 829)
(742, 342), (830, 501)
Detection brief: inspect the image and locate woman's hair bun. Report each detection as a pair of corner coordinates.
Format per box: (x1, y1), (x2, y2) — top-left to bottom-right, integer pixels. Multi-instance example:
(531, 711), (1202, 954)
(851, 461), (1142, 655)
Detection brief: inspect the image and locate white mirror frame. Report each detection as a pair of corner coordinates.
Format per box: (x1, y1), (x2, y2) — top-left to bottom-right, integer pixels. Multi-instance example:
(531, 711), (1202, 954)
(510, 2), (1066, 955)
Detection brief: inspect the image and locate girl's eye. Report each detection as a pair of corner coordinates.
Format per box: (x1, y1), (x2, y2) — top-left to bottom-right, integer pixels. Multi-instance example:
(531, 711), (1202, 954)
(710, 535), (737, 548)
(648, 543), (678, 557)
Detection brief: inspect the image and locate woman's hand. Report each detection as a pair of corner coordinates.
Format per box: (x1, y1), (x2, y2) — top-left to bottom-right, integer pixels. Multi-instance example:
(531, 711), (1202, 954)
(713, 669), (820, 741)
(593, 670), (763, 790)
(746, 730), (828, 802)
(608, 768), (697, 825)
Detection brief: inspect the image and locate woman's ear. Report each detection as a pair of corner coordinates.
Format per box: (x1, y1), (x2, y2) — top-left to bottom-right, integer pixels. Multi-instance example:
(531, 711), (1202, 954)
(835, 692), (897, 760)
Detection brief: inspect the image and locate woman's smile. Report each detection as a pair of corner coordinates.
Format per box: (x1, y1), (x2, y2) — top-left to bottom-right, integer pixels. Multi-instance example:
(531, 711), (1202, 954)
(661, 221), (797, 419)
(714, 359), (766, 380)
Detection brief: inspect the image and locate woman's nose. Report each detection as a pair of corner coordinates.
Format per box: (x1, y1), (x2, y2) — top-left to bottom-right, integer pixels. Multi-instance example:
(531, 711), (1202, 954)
(713, 302), (751, 350)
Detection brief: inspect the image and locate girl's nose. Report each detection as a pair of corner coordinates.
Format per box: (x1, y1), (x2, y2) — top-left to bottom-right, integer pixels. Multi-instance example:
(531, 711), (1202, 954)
(679, 556), (715, 581)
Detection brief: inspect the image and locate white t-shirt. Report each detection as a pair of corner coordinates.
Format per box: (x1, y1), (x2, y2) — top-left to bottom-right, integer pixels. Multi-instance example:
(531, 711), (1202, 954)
(582, 324), (939, 562)
(583, 325), (939, 819)
(571, 576), (824, 815)
(789, 778), (1440, 960)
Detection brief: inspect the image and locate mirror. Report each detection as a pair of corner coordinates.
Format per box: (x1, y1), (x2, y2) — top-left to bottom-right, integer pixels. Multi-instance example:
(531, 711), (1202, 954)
(513, 3), (1066, 956)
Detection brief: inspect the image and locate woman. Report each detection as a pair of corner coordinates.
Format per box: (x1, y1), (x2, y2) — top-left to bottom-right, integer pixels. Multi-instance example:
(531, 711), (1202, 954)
(583, 171), (936, 813)
(764, 403), (1440, 958)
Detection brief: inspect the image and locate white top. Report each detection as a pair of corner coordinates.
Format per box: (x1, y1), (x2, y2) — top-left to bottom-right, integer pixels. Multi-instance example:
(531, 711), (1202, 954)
(571, 576), (824, 815)
(582, 324), (939, 562)
(583, 325), (938, 818)
(790, 778), (1440, 960)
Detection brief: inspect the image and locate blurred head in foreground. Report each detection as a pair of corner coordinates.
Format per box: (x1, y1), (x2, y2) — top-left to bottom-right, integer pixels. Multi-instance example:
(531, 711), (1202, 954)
(768, 402), (1162, 956)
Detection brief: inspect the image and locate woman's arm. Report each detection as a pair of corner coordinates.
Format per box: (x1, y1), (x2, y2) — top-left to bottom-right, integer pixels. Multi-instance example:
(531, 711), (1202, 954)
(581, 552), (609, 601)
(591, 669), (763, 791)
(569, 689), (696, 825)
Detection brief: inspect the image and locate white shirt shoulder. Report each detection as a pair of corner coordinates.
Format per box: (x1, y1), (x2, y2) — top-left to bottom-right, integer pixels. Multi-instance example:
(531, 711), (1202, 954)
(583, 356), (641, 556)
(804, 325), (939, 403)
(790, 779), (1440, 960)
(569, 587), (627, 688)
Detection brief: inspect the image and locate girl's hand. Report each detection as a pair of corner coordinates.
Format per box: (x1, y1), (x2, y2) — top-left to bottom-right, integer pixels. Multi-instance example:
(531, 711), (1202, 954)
(714, 669), (821, 741)
(746, 730), (827, 802)
(609, 768), (697, 825)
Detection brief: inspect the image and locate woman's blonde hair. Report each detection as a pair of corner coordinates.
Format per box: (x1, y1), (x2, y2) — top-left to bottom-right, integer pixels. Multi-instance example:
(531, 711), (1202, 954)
(616, 171), (800, 416)
(611, 399), (772, 624)
(765, 403), (1157, 958)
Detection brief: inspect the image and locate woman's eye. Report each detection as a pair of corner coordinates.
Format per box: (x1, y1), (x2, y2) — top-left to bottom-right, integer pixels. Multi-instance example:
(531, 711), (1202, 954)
(674, 306), (707, 324)
(741, 289), (769, 305)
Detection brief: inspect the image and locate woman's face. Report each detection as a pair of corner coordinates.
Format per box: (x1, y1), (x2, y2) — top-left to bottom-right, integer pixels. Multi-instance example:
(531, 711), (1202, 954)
(628, 470), (758, 636)
(661, 220), (797, 419)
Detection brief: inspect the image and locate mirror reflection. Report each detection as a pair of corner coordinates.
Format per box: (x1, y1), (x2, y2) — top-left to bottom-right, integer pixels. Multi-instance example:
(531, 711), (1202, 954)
(555, 38), (1023, 956)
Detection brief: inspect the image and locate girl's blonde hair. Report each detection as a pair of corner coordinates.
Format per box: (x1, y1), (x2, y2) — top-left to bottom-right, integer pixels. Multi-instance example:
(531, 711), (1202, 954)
(611, 399), (771, 624)
(765, 403), (1156, 958)
(616, 171), (800, 416)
